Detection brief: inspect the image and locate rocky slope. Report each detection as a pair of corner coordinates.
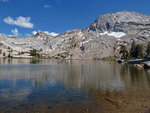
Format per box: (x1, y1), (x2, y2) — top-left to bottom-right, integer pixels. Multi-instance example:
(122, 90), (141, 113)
(87, 11), (150, 33)
(0, 11), (150, 59)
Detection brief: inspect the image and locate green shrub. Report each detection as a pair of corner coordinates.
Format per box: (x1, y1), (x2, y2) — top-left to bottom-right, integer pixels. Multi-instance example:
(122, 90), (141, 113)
(30, 49), (40, 57)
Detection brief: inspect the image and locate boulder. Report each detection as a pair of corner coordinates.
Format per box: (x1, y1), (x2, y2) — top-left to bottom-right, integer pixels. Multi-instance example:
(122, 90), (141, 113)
(133, 64), (143, 69)
(143, 61), (150, 68)
(117, 59), (125, 64)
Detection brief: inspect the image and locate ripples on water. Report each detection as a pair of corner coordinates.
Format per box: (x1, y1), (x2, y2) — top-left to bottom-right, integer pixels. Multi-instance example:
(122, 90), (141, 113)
(0, 59), (150, 113)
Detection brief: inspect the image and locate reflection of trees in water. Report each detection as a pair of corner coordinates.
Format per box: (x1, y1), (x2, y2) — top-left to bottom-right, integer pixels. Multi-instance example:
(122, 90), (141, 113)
(120, 64), (150, 89)
(0, 59), (71, 65)
(144, 70), (150, 83)
(30, 59), (40, 64)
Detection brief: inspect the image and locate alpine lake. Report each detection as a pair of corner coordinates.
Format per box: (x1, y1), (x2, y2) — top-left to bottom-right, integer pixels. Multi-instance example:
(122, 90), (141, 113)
(0, 59), (150, 113)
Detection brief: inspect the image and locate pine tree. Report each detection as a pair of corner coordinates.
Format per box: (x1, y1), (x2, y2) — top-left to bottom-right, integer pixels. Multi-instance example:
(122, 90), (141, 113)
(146, 41), (150, 56)
(119, 46), (129, 59)
(130, 41), (136, 58)
(30, 49), (40, 57)
(134, 44), (143, 58)
(130, 41), (144, 59)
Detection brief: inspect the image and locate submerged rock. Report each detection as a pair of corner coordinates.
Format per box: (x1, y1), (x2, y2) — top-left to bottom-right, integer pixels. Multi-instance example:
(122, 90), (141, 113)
(133, 64), (144, 69)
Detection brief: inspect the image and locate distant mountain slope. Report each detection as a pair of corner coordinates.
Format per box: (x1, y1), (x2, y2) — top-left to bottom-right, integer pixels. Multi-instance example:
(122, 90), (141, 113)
(0, 11), (150, 59)
(87, 11), (150, 33)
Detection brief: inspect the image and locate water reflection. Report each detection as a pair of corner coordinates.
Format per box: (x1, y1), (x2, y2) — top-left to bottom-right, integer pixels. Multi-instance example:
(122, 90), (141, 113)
(0, 59), (150, 113)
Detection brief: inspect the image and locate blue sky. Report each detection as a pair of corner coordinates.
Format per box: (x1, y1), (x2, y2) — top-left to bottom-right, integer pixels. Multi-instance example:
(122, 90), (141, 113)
(0, 0), (150, 37)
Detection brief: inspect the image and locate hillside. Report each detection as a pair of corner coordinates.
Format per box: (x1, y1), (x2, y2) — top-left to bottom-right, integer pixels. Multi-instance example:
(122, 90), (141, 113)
(0, 11), (150, 59)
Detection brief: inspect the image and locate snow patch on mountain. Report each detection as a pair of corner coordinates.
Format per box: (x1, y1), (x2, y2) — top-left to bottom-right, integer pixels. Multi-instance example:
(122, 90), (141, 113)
(100, 31), (126, 38)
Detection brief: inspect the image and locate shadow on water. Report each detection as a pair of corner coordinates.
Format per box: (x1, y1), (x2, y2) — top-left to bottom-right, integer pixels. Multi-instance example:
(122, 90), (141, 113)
(0, 59), (150, 112)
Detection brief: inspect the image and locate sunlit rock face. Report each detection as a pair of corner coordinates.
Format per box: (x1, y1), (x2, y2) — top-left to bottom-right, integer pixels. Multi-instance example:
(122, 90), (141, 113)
(1, 11), (150, 59)
(33, 30), (53, 39)
(87, 11), (150, 34)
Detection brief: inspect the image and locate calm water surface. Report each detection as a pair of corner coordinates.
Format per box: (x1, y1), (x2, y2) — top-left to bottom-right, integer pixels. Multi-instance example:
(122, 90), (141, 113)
(0, 59), (150, 113)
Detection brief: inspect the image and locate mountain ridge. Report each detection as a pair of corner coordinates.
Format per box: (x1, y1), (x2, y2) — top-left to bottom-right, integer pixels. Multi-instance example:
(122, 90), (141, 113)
(87, 11), (150, 34)
(0, 11), (150, 59)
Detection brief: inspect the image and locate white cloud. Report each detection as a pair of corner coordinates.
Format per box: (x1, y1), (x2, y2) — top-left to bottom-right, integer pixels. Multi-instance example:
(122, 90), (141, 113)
(4, 16), (34, 28)
(25, 33), (32, 37)
(0, 0), (9, 2)
(44, 5), (51, 8)
(11, 28), (18, 36)
(32, 31), (37, 35)
(32, 30), (59, 37)
(44, 31), (59, 37)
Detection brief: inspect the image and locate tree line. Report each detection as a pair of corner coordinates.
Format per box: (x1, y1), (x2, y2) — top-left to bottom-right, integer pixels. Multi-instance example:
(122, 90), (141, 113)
(119, 41), (150, 60)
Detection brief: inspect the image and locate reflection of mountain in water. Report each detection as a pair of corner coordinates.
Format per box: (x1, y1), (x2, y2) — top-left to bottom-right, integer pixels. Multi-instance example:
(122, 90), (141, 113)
(0, 59), (150, 92)
(0, 59), (150, 112)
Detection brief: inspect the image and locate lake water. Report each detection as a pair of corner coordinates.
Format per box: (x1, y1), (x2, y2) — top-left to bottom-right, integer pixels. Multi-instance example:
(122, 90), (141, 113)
(0, 59), (150, 113)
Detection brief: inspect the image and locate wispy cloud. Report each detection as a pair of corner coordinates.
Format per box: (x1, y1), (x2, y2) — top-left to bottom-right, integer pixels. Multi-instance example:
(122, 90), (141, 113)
(0, 0), (9, 2)
(44, 5), (51, 8)
(11, 28), (18, 36)
(32, 31), (37, 35)
(44, 31), (59, 37)
(4, 16), (34, 28)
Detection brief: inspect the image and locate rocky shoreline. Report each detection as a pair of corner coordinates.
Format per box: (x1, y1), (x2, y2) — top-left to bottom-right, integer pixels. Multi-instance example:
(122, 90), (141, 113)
(117, 57), (150, 69)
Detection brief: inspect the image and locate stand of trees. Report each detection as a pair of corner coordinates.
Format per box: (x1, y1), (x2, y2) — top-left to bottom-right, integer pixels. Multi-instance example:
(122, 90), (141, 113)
(146, 41), (150, 56)
(30, 49), (41, 58)
(119, 46), (129, 59)
(119, 41), (150, 60)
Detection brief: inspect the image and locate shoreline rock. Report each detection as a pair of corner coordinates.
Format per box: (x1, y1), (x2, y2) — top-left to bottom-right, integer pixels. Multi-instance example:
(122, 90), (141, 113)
(133, 64), (144, 69)
(143, 61), (150, 68)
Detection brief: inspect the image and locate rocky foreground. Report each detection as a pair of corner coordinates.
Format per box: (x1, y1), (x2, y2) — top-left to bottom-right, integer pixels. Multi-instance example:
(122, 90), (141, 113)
(1, 11), (150, 59)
